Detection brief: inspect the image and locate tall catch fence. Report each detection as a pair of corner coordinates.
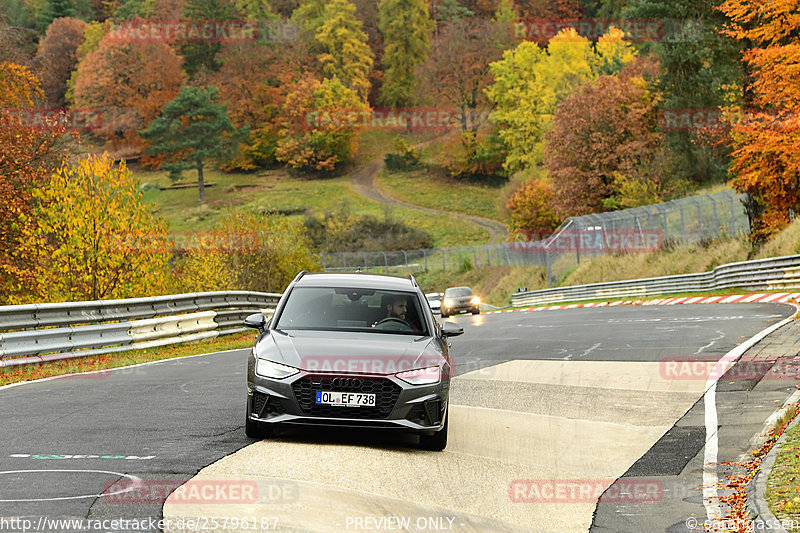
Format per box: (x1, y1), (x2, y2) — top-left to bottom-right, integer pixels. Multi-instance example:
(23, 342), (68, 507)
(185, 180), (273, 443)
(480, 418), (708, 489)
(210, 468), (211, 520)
(321, 190), (750, 286)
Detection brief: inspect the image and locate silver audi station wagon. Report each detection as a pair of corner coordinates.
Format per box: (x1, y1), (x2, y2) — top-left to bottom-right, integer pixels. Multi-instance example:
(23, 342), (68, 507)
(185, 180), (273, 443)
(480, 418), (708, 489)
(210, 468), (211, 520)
(244, 271), (463, 450)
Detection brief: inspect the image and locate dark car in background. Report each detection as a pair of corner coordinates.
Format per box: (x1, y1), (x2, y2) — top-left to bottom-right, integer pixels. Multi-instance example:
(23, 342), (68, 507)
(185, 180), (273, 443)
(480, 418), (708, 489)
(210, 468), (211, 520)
(441, 286), (481, 318)
(244, 271), (463, 450)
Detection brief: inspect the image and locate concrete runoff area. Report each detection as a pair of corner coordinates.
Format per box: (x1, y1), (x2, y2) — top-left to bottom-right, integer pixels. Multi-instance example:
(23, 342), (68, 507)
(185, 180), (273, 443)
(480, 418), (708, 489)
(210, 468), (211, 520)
(163, 358), (725, 532)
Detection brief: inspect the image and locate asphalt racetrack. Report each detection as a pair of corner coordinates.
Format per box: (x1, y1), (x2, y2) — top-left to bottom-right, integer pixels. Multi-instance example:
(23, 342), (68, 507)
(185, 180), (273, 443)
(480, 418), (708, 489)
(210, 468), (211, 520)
(0, 303), (793, 532)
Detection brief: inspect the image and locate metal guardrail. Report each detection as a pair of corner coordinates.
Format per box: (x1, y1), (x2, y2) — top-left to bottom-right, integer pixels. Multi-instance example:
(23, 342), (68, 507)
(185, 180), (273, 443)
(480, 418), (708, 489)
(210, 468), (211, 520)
(511, 255), (800, 307)
(0, 291), (281, 368)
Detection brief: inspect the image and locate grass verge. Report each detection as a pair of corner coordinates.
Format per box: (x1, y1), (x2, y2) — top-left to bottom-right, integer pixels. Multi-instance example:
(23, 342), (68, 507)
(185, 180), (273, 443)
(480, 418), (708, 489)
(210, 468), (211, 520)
(135, 167), (489, 247)
(377, 166), (508, 223)
(766, 407), (800, 532)
(0, 333), (256, 387)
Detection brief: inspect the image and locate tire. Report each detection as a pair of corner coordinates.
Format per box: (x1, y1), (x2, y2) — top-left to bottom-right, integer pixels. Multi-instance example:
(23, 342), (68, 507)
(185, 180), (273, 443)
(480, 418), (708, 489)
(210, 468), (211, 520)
(472, 309), (480, 315)
(440, 312), (448, 318)
(245, 410), (275, 439)
(419, 409), (448, 451)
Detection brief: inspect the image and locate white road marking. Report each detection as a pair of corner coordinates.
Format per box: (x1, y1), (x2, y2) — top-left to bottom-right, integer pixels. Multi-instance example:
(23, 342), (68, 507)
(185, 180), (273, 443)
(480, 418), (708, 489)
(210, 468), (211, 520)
(702, 315), (796, 523)
(695, 330), (726, 354)
(0, 469), (142, 502)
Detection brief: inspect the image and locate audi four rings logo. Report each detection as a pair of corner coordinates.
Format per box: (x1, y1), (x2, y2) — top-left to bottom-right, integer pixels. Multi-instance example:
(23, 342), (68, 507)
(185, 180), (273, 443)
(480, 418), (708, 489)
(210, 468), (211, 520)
(331, 378), (363, 388)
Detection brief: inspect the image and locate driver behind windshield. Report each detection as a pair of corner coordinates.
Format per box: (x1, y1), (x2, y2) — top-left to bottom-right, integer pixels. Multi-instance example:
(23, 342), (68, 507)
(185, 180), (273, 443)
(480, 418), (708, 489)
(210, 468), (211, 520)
(374, 294), (419, 332)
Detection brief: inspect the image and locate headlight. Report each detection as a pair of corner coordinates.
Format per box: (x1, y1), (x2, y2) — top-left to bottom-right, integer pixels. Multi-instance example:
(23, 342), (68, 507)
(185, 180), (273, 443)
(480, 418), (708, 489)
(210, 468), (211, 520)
(256, 359), (299, 379)
(470, 296), (481, 305)
(443, 299), (454, 308)
(397, 366), (441, 385)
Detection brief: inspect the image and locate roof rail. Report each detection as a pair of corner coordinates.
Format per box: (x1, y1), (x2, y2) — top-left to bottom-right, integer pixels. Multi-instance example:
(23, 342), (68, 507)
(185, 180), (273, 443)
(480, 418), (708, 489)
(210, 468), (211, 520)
(408, 274), (419, 287)
(293, 270), (309, 282)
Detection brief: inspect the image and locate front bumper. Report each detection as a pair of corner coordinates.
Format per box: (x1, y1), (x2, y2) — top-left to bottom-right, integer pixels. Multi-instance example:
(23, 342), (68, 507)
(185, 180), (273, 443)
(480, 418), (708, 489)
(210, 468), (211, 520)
(443, 304), (479, 314)
(247, 362), (449, 435)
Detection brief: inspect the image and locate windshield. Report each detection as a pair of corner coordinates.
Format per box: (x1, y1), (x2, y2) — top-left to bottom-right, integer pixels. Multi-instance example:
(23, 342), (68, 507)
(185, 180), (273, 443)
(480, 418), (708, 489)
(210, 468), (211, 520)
(276, 287), (429, 335)
(445, 287), (473, 297)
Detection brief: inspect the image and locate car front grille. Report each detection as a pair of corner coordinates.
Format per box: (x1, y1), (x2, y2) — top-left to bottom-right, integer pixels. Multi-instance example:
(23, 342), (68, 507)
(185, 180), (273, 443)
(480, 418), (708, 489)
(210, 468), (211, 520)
(292, 375), (402, 419)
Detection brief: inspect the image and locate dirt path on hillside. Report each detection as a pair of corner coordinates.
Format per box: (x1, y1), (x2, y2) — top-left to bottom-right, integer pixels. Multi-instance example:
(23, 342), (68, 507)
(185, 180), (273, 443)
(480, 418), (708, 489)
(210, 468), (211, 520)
(350, 158), (509, 244)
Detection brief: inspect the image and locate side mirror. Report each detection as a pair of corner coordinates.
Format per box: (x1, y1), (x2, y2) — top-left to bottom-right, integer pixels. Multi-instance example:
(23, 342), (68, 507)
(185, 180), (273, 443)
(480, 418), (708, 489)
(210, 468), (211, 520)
(441, 321), (464, 337)
(244, 313), (267, 331)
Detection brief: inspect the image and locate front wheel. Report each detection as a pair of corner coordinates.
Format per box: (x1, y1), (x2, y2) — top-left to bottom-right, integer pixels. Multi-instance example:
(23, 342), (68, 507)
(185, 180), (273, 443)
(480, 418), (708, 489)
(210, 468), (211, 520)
(472, 309), (480, 315)
(419, 410), (448, 451)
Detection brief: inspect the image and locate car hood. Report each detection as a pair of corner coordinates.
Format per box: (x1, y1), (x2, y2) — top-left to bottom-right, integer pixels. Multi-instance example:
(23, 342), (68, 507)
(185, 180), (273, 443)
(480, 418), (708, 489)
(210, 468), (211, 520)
(256, 330), (442, 375)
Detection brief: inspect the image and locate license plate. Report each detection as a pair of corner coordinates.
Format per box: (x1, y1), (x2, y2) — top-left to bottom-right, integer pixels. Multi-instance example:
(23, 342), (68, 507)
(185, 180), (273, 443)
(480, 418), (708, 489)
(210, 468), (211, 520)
(315, 391), (376, 407)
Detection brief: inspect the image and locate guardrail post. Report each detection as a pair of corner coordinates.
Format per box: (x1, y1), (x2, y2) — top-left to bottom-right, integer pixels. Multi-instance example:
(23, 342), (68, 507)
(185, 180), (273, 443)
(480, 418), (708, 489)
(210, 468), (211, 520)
(382, 252), (388, 273)
(362, 253), (368, 272)
(342, 252), (346, 269)
(441, 249), (446, 271)
(472, 246), (477, 267)
(402, 250), (409, 273)
(423, 249), (428, 271)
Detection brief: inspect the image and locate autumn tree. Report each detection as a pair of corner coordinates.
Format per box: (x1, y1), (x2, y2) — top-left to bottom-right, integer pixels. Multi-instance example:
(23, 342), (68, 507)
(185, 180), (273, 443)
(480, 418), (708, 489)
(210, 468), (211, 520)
(140, 86), (247, 203)
(212, 211), (319, 293)
(65, 20), (109, 105)
(174, 210), (321, 294)
(234, 0), (275, 19)
(625, 0), (744, 184)
(11, 154), (171, 303)
(377, 0), (432, 107)
(506, 178), (561, 239)
(72, 32), (185, 151)
(420, 18), (504, 133)
(208, 38), (316, 169)
(545, 58), (668, 217)
(35, 17), (87, 107)
(276, 75), (368, 171)
(718, 0), (800, 241)
(0, 62), (71, 303)
(486, 27), (631, 173)
(315, 0), (373, 100)
(291, 0), (327, 38)
(514, 0), (581, 18)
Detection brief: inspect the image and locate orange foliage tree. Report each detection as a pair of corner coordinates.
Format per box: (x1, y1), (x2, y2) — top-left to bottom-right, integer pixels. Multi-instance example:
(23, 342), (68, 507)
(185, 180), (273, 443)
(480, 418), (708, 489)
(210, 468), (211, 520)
(0, 62), (71, 303)
(12, 153), (172, 303)
(72, 29), (185, 153)
(207, 39), (316, 169)
(35, 17), (88, 107)
(719, 0), (800, 241)
(506, 178), (561, 240)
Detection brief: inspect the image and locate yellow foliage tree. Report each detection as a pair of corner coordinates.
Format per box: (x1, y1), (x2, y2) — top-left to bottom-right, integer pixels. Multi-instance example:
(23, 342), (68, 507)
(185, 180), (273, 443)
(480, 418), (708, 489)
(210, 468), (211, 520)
(220, 211), (320, 293)
(12, 153), (172, 303)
